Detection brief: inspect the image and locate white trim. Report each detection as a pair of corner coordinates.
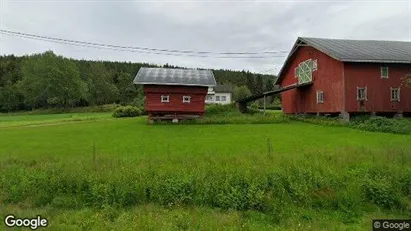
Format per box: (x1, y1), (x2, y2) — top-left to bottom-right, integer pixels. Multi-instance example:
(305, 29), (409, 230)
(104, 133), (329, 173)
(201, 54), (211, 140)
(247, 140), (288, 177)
(381, 66), (389, 79)
(316, 90), (324, 104)
(312, 59), (318, 71)
(390, 87), (400, 102)
(161, 95), (170, 103)
(357, 87), (367, 101)
(182, 95), (191, 103)
(133, 82), (216, 87)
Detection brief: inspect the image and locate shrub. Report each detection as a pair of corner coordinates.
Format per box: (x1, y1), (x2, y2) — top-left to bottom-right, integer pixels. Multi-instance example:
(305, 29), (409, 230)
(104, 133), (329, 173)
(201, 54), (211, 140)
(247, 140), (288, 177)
(362, 178), (402, 209)
(350, 116), (411, 134)
(112, 106), (142, 118)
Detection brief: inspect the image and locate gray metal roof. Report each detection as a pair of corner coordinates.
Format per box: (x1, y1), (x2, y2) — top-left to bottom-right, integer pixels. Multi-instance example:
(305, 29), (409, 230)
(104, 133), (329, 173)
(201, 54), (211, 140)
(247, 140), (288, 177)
(276, 37), (411, 84)
(300, 37), (411, 63)
(133, 67), (217, 87)
(214, 84), (233, 93)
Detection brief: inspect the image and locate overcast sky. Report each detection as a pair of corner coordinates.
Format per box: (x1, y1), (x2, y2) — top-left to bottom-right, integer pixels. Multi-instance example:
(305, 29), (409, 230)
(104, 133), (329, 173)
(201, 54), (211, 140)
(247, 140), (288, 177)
(0, 0), (410, 75)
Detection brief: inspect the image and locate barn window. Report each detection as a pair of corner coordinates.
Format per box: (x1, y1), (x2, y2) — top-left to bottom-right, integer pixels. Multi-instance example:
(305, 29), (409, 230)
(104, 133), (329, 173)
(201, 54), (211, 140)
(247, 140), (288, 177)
(381, 67), (389, 79)
(316, 90), (324, 104)
(182, 96), (191, 103)
(357, 87), (367, 101)
(161, 95), (169, 103)
(221, 96), (227, 101)
(216, 96), (220, 101)
(390, 88), (400, 102)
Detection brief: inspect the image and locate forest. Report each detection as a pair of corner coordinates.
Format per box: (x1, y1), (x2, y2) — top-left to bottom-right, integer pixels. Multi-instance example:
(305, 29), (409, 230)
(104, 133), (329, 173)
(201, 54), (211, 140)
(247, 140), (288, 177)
(0, 51), (277, 112)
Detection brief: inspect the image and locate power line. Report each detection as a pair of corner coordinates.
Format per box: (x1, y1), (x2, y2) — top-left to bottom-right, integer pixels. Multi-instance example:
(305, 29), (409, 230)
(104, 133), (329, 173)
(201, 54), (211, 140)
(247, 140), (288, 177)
(0, 29), (289, 58)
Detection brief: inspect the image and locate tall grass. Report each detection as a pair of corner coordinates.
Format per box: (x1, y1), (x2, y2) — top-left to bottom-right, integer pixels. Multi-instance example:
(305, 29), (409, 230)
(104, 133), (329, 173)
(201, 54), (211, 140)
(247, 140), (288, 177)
(289, 114), (411, 134)
(1, 147), (410, 220)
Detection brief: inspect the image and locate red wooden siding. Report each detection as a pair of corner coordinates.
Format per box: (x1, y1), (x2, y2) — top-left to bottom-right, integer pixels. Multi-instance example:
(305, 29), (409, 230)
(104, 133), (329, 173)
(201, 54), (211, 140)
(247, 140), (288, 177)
(279, 46), (344, 114)
(143, 85), (208, 114)
(344, 63), (411, 113)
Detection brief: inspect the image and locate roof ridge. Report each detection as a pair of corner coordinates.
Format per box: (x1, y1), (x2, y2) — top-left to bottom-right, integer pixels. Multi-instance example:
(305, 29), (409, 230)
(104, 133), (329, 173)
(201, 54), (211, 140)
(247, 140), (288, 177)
(299, 37), (411, 43)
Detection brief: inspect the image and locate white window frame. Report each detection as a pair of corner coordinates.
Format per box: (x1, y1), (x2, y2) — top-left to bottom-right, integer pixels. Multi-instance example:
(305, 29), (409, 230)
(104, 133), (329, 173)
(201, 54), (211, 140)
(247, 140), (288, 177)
(161, 95), (169, 103)
(221, 95), (227, 101)
(357, 87), (367, 101)
(182, 95), (191, 103)
(215, 95), (220, 101)
(381, 66), (389, 79)
(316, 90), (324, 104)
(390, 87), (400, 102)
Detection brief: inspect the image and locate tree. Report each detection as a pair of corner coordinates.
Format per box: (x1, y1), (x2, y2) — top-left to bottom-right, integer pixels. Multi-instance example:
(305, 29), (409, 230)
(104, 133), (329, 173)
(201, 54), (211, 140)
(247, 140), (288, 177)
(255, 74), (264, 95)
(85, 62), (120, 105)
(18, 51), (87, 108)
(0, 82), (23, 112)
(401, 72), (411, 88)
(246, 71), (256, 94)
(117, 72), (138, 105)
(233, 85), (252, 101)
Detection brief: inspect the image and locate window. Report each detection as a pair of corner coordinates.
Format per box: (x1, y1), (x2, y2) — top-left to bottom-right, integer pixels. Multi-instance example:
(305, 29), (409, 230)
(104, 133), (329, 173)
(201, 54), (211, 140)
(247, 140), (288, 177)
(206, 95), (213, 101)
(357, 87), (367, 101)
(390, 88), (400, 102)
(221, 96), (227, 101)
(316, 90), (324, 103)
(381, 67), (389, 79)
(182, 96), (191, 103)
(215, 96), (220, 101)
(161, 95), (169, 103)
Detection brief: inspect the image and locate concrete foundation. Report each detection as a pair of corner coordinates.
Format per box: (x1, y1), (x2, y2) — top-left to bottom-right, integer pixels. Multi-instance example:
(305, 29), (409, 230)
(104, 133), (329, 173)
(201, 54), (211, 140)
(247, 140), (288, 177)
(394, 112), (403, 119)
(339, 111), (350, 123)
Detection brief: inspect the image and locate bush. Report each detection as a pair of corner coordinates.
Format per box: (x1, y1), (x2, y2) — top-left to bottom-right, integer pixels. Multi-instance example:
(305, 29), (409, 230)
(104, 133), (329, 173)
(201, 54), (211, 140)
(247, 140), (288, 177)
(350, 116), (411, 134)
(290, 115), (411, 134)
(112, 106), (142, 118)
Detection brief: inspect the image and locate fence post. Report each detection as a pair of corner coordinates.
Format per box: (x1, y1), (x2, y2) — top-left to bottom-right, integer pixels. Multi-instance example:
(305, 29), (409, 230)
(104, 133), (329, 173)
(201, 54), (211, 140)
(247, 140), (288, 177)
(263, 95), (266, 115)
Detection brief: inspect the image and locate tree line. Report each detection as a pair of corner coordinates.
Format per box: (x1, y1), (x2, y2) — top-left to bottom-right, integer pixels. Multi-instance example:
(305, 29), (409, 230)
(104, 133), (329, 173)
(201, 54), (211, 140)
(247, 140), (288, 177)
(0, 51), (277, 112)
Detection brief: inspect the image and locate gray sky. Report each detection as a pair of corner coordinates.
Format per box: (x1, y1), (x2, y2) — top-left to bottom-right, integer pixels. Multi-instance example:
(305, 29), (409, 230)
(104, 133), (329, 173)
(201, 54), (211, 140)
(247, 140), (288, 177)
(0, 0), (410, 75)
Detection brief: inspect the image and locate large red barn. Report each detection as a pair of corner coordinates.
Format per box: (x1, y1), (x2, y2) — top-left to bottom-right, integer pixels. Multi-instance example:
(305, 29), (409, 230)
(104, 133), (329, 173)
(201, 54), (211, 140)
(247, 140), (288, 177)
(276, 37), (411, 120)
(133, 67), (216, 122)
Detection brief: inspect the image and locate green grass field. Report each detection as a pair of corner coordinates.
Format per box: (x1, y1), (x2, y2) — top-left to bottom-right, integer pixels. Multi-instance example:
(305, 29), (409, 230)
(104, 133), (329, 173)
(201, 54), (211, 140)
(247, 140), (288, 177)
(0, 112), (410, 230)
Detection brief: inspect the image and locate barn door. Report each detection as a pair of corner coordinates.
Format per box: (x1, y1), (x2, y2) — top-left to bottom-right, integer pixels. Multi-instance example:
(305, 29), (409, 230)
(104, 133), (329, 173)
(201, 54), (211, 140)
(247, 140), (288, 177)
(296, 59), (315, 84)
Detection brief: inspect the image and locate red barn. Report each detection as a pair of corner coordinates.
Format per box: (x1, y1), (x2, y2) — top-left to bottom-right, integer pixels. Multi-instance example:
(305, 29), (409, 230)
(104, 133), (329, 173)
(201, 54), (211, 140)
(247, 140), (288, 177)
(276, 37), (411, 120)
(133, 67), (216, 122)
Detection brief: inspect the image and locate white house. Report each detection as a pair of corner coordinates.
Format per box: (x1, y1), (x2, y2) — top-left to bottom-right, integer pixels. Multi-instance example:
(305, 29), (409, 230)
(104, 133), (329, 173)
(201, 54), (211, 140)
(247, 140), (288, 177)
(205, 84), (233, 105)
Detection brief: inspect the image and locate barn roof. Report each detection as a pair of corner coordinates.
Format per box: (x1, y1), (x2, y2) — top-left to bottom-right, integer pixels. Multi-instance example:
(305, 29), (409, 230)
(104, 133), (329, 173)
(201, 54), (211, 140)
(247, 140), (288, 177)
(276, 37), (411, 84)
(214, 84), (233, 93)
(300, 37), (411, 63)
(133, 67), (216, 87)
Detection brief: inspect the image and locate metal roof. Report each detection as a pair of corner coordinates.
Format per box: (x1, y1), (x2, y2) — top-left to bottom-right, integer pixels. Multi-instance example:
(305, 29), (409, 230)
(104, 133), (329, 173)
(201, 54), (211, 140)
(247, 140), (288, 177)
(300, 37), (411, 63)
(276, 37), (411, 84)
(133, 67), (217, 87)
(214, 84), (233, 93)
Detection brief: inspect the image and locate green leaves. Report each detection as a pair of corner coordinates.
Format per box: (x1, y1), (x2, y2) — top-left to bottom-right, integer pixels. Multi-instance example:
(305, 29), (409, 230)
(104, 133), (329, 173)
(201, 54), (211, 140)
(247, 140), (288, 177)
(19, 51), (87, 108)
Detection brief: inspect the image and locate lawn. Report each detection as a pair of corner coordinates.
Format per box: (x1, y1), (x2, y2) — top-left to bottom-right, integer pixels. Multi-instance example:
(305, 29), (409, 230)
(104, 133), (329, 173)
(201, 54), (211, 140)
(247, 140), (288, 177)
(0, 112), (410, 230)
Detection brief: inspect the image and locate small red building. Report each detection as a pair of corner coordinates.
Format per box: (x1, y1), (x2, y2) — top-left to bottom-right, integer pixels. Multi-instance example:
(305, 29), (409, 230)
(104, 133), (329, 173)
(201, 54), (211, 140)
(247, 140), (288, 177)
(276, 37), (411, 120)
(133, 67), (216, 122)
